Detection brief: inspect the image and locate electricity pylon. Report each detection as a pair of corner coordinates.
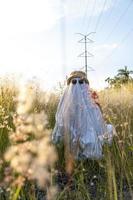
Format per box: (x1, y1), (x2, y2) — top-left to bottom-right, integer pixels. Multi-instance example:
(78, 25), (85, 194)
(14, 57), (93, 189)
(76, 32), (95, 77)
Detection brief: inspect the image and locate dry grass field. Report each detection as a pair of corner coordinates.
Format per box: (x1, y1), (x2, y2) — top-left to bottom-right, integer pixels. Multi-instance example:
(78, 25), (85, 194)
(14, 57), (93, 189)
(0, 78), (133, 200)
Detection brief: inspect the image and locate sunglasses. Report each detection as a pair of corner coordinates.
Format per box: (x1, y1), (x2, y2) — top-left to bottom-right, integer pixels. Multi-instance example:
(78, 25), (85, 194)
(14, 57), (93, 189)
(71, 78), (89, 84)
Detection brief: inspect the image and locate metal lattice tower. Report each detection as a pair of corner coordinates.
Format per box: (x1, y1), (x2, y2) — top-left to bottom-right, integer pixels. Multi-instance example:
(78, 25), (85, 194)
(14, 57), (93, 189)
(76, 32), (95, 77)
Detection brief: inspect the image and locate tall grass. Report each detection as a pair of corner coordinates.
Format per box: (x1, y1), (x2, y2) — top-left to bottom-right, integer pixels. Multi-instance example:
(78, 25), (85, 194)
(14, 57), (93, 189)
(0, 77), (17, 155)
(0, 78), (133, 200)
(55, 83), (133, 200)
(99, 83), (133, 200)
(0, 78), (57, 200)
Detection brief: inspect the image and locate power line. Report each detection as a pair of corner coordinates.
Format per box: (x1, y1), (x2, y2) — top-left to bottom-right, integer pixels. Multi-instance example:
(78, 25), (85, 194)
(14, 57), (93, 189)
(80, 0), (90, 31)
(94, 0), (107, 32)
(98, 0), (118, 33)
(85, 0), (97, 33)
(103, 0), (133, 43)
(106, 0), (118, 20)
(98, 27), (133, 66)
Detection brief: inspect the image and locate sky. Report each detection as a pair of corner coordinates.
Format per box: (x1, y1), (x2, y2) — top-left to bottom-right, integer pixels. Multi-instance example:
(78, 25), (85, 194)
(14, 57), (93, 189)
(0, 0), (133, 90)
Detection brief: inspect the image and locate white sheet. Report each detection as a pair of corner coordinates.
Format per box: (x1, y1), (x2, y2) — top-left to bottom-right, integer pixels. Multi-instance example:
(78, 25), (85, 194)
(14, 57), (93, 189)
(52, 78), (115, 159)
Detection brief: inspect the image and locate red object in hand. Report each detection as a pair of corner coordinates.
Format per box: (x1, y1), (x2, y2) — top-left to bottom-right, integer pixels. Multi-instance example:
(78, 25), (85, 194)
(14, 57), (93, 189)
(91, 90), (102, 112)
(91, 91), (98, 100)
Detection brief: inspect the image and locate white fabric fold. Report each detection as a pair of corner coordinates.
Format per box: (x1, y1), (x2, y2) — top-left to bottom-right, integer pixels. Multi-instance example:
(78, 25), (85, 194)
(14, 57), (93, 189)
(52, 78), (115, 159)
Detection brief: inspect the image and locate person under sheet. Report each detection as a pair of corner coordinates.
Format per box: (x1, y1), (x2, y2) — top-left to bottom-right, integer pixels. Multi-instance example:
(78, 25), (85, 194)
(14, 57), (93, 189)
(52, 71), (116, 159)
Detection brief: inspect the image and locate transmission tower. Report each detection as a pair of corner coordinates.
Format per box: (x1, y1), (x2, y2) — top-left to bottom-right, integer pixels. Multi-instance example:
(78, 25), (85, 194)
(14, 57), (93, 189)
(76, 32), (95, 77)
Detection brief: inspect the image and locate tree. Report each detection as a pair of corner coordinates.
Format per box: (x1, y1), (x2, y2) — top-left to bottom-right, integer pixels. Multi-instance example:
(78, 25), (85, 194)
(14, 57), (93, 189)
(117, 66), (133, 82)
(105, 66), (133, 88)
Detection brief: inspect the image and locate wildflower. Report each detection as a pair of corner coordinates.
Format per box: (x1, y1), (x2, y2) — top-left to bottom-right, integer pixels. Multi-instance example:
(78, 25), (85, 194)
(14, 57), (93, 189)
(4, 83), (57, 198)
(16, 85), (36, 114)
(124, 122), (128, 127)
(12, 176), (25, 187)
(90, 182), (94, 186)
(0, 159), (3, 165)
(47, 186), (57, 200)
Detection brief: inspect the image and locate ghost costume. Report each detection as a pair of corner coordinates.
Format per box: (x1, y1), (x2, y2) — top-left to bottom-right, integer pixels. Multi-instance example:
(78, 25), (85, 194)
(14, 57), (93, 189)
(52, 77), (115, 159)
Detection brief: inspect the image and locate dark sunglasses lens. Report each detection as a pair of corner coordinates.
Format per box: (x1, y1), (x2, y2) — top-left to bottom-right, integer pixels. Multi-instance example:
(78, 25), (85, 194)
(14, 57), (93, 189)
(79, 80), (84, 84)
(72, 79), (77, 84)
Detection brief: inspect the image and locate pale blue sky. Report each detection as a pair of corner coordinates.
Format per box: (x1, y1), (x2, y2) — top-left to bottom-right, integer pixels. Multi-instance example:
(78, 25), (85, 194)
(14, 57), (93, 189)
(0, 0), (133, 90)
